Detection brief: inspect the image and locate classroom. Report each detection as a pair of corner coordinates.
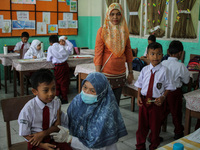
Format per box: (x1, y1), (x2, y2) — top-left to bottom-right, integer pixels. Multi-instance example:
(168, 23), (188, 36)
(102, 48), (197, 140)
(0, 0), (200, 149)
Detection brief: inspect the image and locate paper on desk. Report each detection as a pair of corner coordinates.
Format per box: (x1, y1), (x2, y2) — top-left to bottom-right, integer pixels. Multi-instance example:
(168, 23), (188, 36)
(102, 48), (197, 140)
(186, 128), (200, 143)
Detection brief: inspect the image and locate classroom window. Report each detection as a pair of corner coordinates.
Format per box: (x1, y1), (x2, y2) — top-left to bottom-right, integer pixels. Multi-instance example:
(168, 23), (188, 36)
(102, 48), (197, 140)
(103, 0), (199, 42)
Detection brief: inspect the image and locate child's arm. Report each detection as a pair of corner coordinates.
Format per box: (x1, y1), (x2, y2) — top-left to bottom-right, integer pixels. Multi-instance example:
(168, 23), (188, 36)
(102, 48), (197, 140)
(137, 88), (143, 107)
(155, 90), (169, 106)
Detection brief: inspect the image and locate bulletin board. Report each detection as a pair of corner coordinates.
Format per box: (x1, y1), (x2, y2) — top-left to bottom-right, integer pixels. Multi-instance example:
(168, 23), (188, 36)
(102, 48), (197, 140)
(0, 0), (78, 37)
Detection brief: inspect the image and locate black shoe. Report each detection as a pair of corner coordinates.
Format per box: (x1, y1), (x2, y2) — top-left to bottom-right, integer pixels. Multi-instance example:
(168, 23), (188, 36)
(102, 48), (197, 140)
(174, 133), (184, 140)
(147, 137), (163, 143)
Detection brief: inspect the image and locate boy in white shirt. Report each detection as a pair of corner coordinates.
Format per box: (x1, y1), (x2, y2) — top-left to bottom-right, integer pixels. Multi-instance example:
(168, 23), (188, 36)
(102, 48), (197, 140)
(47, 35), (70, 104)
(162, 40), (190, 140)
(59, 36), (74, 55)
(14, 31), (30, 59)
(135, 42), (175, 150)
(18, 69), (72, 150)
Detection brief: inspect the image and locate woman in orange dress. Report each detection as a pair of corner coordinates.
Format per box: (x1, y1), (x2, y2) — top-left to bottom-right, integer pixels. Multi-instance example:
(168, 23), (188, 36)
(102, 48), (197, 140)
(94, 3), (133, 105)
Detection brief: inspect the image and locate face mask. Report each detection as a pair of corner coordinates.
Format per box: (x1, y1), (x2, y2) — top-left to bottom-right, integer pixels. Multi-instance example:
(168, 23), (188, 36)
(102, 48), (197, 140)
(81, 90), (98, 104)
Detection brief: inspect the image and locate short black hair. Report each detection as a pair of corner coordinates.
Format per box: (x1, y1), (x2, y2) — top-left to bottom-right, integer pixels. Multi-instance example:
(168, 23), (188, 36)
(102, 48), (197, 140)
(21, 32), (29, 38)
(148, 35), (156, 42)
(147, 42), (163, 53)
(49, 35), (59, 44)
(168, 40), (183, 55)
(30, 69), (55, 90)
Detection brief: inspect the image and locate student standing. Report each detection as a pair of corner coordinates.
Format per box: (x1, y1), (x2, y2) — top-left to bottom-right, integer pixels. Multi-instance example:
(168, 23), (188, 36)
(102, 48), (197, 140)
(18, 69), (72, 150)
(135, 42), (175, 150)
(14, 31), (30, 59)
(162, 40), (190, 139)
(47, 35), (70, 104)
(94, 3), (133, 105)
(50, 72), (128, 150)
(24, 39), (45, 59)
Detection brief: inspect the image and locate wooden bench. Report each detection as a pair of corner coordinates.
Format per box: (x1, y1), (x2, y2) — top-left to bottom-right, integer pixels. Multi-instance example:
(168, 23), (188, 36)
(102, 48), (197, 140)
(1, 95), (34, 150)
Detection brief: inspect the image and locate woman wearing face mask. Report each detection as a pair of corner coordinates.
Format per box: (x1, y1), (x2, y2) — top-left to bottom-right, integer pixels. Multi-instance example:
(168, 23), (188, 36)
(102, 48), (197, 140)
(50, 72), (127, 150)
(94, 3), (134, 106)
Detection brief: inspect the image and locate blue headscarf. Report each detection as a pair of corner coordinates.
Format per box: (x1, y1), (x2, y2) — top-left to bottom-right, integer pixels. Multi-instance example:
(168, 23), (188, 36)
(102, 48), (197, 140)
(67, 72), (127, 148)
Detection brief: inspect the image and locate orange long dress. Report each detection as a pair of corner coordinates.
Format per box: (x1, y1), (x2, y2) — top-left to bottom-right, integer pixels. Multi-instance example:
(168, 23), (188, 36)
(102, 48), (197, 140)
(94, 27), (133, 75)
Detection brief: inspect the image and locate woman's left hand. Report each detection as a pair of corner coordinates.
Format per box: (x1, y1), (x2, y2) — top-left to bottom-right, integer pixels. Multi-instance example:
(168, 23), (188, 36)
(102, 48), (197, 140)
(127, 73), (134, 84)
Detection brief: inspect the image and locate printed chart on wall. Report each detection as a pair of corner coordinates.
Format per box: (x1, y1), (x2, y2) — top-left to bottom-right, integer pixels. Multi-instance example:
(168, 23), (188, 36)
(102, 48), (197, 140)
(0, 0), (78, 37)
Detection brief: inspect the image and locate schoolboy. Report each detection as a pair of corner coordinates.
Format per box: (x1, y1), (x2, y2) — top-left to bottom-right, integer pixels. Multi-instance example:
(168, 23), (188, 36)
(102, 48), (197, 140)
(47, 35), (70, 104)
(161, 40), (190, 139)
(135, 42), (175, 150)
(59, 36), (74, 55)
(18, 69), (72, 150)
(142, 34), (156, 58)
(14, 31), (30, 59)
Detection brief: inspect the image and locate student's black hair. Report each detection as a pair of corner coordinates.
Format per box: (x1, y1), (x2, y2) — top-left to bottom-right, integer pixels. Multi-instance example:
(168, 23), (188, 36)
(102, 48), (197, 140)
(148, 35), (156, 42)
(21, 32), (29, 38)
(49, 35), (59, 44)
(168, 40), (183, 55)
(147, 42), (163, 54)
(30, 69), (55, 90)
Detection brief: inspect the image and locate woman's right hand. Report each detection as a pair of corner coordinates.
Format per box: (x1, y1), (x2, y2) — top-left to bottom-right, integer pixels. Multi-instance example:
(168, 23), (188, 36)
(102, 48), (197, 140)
(50, 125), (72, 143)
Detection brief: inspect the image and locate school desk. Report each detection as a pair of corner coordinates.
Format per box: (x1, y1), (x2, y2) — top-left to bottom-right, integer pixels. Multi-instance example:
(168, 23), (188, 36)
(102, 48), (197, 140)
(156, 134), (200, 150)
(184, 89), (200, 136)
(0, 53), (20, 93)
(12, 56), (94, 97)
(79, 49), (95, 55)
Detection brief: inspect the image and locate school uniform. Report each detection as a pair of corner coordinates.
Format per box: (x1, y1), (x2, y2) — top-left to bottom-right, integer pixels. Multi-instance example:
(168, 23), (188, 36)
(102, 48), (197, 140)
(14, 41), (30, 59)
(18, 96), (72, 150)
(24, 40), (45, 59)
(162, 57), (190, 136)
(47, 43), (70, 102)
(135, 63), (175, 150)
(59, 36), (74, 55)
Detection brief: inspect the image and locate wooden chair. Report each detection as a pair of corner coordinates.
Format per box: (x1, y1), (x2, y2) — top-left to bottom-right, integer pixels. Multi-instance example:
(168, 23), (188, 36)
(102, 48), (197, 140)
(132, 48), (138, 57)
(1, 95), (34, 150)
(190, 54), (200, 60)
(180, 50), (185, 63)
(7, 45), (15, 53)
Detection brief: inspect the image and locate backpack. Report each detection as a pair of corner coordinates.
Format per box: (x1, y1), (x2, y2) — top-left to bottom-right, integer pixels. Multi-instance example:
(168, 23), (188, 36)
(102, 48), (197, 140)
(187, 56), (200, 71)
(132, 58), (147, 71)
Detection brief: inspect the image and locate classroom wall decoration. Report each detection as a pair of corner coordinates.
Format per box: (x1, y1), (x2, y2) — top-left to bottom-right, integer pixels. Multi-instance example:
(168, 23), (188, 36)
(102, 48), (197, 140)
(0, 0), (78, 37)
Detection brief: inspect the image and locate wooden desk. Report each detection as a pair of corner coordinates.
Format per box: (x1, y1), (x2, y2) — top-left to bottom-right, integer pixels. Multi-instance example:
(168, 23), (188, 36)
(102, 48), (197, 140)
(183, 89), (200, 136)
(157, 134), (200, 149)
(12, 56), (94, 97)
(0, 53), (20, 93)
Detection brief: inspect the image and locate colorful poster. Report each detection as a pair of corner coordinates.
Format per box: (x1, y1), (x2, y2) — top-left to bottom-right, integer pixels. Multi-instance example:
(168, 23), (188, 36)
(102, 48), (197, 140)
(12, 20), (35, 29)
(70, 1), (77, 12)
(17, 11), (29, 21)
(25, 21), (35, 29)
(0, 15), (4, 28)
(58, 20), (68, 29)
(2, 20), (11, 33)
(58, 0), (65, 2)
(43, 12), (50, 24)
(12, 0), (36, 4)
(48, 24), (58, 33)
(66, 0), (70, 5)
(37, 22), (47, 34)
(68, 20), (77, 28)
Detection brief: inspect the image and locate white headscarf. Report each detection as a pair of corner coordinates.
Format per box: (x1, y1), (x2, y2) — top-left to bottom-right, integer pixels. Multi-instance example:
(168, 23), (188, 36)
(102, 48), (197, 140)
(30, 40), (41, 50)
(59, 36), (66, 41)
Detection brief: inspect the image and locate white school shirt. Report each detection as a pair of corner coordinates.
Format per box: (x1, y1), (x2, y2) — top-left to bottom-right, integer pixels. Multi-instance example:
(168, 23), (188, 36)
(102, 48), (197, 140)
(18, 96), (61, 136)
(135, 63), (176, 98)
(46, 43), (69, 64)
(60, 112), (117, 150)
(14, 41), (30, 52)
(162, 57), (190, 88)
(64, 40), (74, 55)
(24, 48), (45, 59)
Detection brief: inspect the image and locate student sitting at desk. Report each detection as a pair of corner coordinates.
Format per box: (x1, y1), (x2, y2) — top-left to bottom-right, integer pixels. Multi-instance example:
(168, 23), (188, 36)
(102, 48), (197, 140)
(162, 40), (190, 140)
(18, 69), (72, 150)
(24, 39), (45, 59)
(135, 42), (175, 150)
(47, 35), (70, 104)
(14, 31), (30, 59)
(59, 36), (73, 55)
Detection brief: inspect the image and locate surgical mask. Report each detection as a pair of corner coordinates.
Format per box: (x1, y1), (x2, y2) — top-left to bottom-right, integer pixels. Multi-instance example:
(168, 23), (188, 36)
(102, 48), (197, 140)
(81, 90), (98, 104)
